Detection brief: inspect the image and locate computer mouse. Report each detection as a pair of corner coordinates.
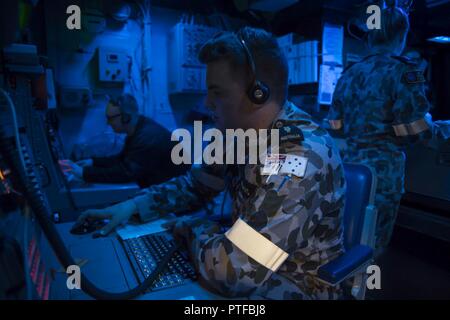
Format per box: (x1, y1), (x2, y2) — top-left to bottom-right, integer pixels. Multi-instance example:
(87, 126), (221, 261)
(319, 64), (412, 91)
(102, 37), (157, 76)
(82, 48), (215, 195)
(70, 219), (107, 235)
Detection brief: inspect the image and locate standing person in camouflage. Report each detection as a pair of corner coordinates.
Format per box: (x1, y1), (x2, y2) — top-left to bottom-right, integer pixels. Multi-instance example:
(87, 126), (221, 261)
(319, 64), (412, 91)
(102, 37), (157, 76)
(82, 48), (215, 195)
(73, 27), (346, 299)
(327, 0), (432, 252)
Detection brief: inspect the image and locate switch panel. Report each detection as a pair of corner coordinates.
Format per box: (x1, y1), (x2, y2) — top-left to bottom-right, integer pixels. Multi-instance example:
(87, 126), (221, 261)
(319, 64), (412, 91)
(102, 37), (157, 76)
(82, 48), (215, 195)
(168, 23), (219, 94)
(98, 47), (129, 83)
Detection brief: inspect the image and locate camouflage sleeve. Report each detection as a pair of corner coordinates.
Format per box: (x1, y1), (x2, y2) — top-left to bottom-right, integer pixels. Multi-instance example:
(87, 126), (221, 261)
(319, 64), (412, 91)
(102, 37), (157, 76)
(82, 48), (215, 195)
(327, 75), (346, 131)
(182, 140), (344, 298)
(391, 65), (433, 146)
(132, 164), (225, 222)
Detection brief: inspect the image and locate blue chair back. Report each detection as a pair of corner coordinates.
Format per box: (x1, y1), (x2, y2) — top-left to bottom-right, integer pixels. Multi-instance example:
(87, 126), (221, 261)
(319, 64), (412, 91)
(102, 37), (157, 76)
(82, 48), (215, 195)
(343, 163), (377, 250)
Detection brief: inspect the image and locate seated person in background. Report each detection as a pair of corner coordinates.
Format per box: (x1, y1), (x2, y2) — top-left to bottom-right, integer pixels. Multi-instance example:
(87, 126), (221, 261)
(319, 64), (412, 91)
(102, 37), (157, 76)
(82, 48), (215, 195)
(60, 94), (188, 188)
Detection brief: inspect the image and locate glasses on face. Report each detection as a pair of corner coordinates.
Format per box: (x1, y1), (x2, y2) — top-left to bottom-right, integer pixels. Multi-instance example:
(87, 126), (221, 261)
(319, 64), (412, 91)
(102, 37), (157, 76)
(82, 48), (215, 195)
(106, 113), (122, 122)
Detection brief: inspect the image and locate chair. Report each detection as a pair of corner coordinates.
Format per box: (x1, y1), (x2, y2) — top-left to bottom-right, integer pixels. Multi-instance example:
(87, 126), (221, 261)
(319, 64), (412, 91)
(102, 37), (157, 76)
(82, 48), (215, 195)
(317, 163), (378, 300)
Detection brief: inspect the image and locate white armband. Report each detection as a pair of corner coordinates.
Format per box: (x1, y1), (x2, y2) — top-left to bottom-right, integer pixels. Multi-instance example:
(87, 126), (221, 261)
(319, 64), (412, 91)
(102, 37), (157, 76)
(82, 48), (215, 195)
(225, 218), (288, 272)
(329, 119), (343, 130)
(393, 118), (429, 136)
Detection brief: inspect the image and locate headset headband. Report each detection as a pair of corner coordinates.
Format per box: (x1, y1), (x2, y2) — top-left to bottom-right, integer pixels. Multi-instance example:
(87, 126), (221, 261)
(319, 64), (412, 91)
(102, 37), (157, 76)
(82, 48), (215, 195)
(236, 32), (257, 80)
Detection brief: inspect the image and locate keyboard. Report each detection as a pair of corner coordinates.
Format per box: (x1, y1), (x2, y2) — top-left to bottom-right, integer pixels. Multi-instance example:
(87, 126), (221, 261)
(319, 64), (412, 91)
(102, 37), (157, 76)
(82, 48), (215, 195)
(120, 232), (197, 291)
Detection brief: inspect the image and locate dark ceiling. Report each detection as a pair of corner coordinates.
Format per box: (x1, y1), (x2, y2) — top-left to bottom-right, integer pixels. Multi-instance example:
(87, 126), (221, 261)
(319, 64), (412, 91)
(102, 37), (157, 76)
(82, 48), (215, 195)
(151, 0), (450, 42)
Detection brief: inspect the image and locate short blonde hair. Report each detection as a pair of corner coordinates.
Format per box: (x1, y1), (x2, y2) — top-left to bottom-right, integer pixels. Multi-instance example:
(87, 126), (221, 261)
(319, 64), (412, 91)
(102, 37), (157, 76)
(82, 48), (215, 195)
(368, 0), (409, 49)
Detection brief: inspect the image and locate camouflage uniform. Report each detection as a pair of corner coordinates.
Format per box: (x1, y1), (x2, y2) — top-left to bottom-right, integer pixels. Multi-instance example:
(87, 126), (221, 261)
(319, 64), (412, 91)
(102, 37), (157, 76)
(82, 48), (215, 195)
(327, 53), (432, 249)
(132, 101), (346, 299)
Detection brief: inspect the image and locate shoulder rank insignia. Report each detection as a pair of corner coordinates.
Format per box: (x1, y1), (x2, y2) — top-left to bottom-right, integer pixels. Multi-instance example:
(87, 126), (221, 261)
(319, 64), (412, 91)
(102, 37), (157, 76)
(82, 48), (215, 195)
(403, 70), (425, 84)
(277, 124), (305, 143)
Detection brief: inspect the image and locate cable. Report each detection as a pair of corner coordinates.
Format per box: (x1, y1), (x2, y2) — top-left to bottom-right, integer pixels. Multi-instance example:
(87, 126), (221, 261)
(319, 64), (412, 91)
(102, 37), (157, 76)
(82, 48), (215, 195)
(0, 89), (26, 175)
(0, 91), (180, 300)
(219, 173), (232, 233)
(1, 88), (49, 299)
(219, 188), (229, 233)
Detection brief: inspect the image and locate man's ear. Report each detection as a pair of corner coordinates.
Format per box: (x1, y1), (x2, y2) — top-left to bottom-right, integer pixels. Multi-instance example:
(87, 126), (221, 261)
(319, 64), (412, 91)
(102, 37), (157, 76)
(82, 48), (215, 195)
(241, 94), (258, 112)
(248, 97), (266, 110)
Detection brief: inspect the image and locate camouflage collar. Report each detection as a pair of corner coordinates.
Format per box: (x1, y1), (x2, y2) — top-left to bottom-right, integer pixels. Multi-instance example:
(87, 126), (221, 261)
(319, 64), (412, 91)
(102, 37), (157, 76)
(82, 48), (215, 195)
(270, 101), (309, 143)
(270, 101), (311, 129)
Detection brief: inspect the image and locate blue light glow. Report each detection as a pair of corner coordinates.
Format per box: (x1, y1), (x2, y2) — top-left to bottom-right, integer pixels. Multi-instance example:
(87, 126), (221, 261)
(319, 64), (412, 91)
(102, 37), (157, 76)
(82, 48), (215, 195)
(427, 36), (450, 44)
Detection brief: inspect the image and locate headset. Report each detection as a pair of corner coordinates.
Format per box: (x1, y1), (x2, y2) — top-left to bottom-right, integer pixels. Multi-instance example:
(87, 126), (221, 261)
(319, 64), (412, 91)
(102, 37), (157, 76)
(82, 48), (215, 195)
(235, 30), (271, 105)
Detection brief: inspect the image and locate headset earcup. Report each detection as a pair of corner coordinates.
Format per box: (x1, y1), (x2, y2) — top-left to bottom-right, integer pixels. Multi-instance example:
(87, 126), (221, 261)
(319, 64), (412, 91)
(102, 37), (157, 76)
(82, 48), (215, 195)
(248, 81), (270, 105)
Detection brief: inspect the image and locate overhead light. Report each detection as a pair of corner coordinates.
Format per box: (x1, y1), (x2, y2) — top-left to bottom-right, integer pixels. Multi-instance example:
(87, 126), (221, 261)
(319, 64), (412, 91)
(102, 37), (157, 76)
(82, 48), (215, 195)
(428, 36), (450, 44)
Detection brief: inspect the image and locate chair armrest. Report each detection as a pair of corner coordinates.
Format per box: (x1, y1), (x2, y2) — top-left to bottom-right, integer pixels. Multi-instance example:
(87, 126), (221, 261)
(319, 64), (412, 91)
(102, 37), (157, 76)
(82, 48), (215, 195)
(317, 245), (373, 286)
(360, 205), (377, 247)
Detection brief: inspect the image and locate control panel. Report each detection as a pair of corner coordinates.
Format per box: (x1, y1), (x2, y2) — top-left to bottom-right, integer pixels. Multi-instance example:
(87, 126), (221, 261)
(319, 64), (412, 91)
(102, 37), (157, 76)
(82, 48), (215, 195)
(98, 47), (129, 83)
(0, 135), (56, 300)
(168, 23), (220, 94)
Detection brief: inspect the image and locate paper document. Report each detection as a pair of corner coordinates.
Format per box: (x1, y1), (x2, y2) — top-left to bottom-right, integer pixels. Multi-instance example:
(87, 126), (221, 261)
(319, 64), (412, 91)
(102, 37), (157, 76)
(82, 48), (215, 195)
(116, 218), (173, 240)
(318, 64), (343, 105)
(322, 24), (344, 65)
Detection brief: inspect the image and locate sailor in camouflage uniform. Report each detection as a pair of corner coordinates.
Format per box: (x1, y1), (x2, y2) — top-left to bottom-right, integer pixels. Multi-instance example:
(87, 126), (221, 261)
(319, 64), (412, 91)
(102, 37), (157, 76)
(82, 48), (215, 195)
(130, 100), (346, 299)
(328, 53), (432, 249)
(327, 1), (432, 250)
(74, 27), (346, 299)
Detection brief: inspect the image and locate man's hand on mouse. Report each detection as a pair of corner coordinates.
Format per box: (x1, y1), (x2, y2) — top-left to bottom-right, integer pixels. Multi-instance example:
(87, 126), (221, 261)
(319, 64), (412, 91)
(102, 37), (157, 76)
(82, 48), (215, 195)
(71, 199), (138, 237)
(59, 159), (84, 181)
(75, 158), (93, 167)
